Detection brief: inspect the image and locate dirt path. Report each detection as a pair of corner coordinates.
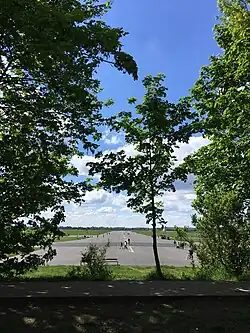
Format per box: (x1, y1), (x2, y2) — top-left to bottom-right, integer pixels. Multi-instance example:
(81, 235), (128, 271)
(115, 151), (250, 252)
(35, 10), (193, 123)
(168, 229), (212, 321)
(1, 280), (250, 298)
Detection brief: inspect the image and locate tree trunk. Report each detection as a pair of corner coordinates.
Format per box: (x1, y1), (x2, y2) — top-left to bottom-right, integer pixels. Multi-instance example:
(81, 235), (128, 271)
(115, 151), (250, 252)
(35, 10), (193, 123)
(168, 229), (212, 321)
(152, 216), (163, 278)
(148, 141), (163, 279)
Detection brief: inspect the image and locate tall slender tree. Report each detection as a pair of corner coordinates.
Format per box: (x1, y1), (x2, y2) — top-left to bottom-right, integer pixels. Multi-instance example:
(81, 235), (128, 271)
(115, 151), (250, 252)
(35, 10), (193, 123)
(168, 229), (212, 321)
(88, 74), (193, 277)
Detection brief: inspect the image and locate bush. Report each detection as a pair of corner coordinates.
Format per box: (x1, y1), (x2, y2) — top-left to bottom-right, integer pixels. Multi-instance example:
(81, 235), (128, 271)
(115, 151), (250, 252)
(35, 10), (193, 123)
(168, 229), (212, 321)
(146, 269), (176, 280)
(193, 189), (250, 279)
(68, 243), (113, 280)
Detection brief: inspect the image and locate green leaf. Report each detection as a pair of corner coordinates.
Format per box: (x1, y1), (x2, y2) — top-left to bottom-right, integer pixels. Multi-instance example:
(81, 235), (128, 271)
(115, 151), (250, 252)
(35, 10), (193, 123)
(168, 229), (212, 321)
(128, 97), (137, 104)
(0, 0), (138, 277)
(88, 74), (194, 275)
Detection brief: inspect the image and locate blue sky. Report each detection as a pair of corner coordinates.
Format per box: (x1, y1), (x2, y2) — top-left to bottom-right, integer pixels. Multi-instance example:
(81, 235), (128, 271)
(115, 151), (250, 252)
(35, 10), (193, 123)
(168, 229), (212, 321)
(98, 0), (220, 105)
(63, 0), (220, 228)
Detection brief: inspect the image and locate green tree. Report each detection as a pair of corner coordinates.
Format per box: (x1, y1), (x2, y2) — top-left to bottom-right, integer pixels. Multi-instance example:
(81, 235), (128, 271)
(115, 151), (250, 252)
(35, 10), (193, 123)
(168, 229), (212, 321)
(184, 0), (250, 195)
(88, 74), (193, 278)
(174, 226), (188, 242)
(181, 0), (250, 276)
(174, 225), (196, 267)
(192, 188), (250, 278)
(174, 225), (195, 248)
(0, 0), (137, 277)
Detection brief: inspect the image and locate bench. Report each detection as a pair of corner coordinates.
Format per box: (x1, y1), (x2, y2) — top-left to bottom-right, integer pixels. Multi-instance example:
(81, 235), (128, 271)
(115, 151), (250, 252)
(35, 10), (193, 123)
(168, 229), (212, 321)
(80, 257), (119, 266)
(106, 258), (119, 266)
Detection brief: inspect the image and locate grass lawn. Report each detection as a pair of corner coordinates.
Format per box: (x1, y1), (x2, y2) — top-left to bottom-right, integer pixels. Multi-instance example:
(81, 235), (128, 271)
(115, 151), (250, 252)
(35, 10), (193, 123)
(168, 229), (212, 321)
(55, 229), (109, 243)
(136, 229), (200, 242)
(13, 265), (195, 281)
(5, 265), (244, 282)
(1, 297), (249, 332)
(60, 229), (109, 236)
(54, 236), (83, 242)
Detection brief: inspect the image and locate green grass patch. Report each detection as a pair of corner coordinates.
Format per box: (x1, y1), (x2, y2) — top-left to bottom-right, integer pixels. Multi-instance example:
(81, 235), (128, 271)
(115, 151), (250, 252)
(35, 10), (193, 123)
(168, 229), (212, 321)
(54, 236), (82, 242)
(136, 229), (200, 242)
(5, 265), (248, 282)
(3, 265), (193, 281)
(60, 229), (109, 236)
(56, 230), (109, 242)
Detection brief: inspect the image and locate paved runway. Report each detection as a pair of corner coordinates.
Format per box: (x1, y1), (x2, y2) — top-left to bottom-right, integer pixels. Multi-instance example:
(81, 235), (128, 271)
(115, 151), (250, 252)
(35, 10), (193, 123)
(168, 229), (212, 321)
(35, 231), (195, 266)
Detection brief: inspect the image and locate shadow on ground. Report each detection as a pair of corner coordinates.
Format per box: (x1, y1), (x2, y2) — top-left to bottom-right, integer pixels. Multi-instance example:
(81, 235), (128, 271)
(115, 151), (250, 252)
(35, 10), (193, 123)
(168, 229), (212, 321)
(0, 296), (250, 333)
(2, 280), (250, 297)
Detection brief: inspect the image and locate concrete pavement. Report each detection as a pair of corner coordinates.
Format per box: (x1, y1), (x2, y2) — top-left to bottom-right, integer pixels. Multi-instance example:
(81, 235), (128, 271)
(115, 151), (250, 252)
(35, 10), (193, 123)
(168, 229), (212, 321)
(33, 231), (195, 266)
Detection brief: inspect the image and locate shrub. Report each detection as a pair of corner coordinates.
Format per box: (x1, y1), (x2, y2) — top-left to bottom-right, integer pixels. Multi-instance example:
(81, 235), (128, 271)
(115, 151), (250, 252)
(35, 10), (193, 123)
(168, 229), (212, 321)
(69, 243), (113, 280)
(193, 189), (250, 279)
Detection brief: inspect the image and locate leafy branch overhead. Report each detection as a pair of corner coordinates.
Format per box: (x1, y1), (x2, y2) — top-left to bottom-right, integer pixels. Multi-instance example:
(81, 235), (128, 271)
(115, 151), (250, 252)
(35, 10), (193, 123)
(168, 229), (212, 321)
(0, 0), (137, 277)
(183, 0), (250, 196)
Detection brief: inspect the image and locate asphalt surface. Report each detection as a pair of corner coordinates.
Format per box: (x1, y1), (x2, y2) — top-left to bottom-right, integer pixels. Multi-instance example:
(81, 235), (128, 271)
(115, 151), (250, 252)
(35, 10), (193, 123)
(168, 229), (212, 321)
(34, 231), (195, 266)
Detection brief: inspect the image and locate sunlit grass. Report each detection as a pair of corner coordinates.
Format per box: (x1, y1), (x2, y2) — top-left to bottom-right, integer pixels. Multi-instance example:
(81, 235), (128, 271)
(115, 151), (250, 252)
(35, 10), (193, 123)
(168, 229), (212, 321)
(5, 265), (246, 282)
(135, 229), (199, 242)
(60, 229), (109, 236)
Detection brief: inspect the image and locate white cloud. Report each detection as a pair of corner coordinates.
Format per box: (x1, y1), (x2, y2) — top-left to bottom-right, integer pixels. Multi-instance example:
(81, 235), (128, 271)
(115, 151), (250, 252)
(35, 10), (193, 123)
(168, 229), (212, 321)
(103, 134), (122, 145)
(162, 189), (196, 213)
(70, 135), (208, 178)
(84, 189), (111, 205)
(174, 136), (210, 165)
(61, 203), (145, 228)
(104, 143), (138, 157)
(58, 187), (197, 228)
(103, 135), (209, 164)
(108, 135), (121, 145)
(69, 143), (137, 179)
(64, 135), (209, 227)
(120, 207), (131, 212)
(111, 193), (127, 207)
(97, 206), (116, 214)
(70, 155), (95, 176)
(184, 193), (196, 200)
(102, 128), (123, 145)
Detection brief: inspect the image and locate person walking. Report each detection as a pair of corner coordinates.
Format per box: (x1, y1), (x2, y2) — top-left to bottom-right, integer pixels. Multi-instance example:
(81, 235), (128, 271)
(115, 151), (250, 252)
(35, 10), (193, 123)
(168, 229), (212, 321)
(187, 248), (194, 261)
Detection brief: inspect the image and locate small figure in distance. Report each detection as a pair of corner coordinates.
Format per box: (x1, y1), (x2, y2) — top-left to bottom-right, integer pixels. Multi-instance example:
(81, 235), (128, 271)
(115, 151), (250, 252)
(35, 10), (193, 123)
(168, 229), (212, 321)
(187, 248), (194, 261)
(120, 241), (123, 249)
(180, 242), (185, 249)
(128, 238), (130, 245)
(124, 240), (128, 249)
